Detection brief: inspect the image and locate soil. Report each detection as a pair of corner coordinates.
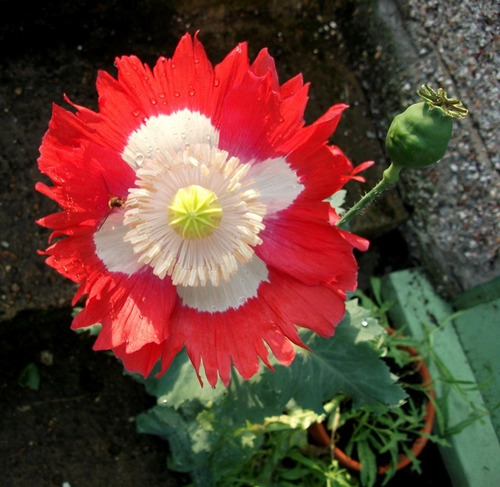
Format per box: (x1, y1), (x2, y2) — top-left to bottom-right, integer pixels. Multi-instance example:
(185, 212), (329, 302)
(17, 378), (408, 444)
(0, 307), (186, 487)
(0, 1), (449, 486)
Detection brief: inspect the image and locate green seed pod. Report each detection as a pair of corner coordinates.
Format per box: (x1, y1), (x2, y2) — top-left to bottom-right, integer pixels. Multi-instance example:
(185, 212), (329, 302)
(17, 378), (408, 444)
(385, 101), (453, 168)
(385, 85), (468, 169)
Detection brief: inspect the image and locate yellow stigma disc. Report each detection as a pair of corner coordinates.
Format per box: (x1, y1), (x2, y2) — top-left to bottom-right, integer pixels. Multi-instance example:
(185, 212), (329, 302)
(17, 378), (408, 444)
(167, 185), (223, 240)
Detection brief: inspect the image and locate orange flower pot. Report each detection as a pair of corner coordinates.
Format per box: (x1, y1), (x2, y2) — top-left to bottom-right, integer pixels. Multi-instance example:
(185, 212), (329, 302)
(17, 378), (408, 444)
(308, 328), (435, 475)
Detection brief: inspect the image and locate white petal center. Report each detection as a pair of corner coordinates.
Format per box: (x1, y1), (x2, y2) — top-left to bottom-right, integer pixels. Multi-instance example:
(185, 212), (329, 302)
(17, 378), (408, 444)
(123, 143), (267, 287)
(122, 109), (219, 170)
(176, 256), (269, 312)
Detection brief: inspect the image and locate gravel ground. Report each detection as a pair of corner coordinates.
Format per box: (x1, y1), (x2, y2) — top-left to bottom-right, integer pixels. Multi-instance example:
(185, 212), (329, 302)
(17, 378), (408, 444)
(354, 0), (500, 295)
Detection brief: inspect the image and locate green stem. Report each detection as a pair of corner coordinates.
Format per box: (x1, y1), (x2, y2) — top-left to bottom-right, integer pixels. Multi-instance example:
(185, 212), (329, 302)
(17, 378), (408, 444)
(337, 163), (402, 228)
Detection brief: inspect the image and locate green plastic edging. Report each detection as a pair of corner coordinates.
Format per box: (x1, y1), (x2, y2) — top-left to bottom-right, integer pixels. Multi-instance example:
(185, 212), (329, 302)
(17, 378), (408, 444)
(452, 276), (500, 310)
(453, 298), (500, 437)
(381, 268), (500, 487)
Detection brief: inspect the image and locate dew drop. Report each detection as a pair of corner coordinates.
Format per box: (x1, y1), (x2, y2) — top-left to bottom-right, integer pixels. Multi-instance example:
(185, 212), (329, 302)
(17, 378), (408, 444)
(150, 98), (157, 105)
(171, 62), (176, 69)
(188, 88), (195, 96)
(135, 152), (145, 165)
(158, 92), (165, 99)
(214, 78), (220, 87)
(133, 109), (140, 117)
(174, 91), (180, 97)
(361, 320), (369, 327)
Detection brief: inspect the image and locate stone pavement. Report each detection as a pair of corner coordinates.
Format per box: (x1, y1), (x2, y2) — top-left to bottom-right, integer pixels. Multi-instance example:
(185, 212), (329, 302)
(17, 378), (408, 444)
(359, 0), (499, 295)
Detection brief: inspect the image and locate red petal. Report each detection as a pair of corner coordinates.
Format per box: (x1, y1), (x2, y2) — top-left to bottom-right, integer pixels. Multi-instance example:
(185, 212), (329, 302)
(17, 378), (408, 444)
(113, 341), (164, 378)
(82, 270), (177, 353)
(260, 268), (346, 338)
(211, 42), (249, 122)
(151, 32), (215, 116)
(250, 48), (280, 90)
(218, 70), (283, 161)
(156, 266), (347, 386)
(279, 103), (347, 154)
(257, 207), (360, 289)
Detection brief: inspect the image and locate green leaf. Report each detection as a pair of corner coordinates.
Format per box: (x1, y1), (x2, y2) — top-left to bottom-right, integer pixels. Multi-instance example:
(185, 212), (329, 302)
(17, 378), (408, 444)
(358, 439), (378, 487)
(18, 362), (40, 390)
(326, 189), (347, 215)
(274, 302), (406, 413)
(137, 404), (216, 485)
(139, 349), (226, 408)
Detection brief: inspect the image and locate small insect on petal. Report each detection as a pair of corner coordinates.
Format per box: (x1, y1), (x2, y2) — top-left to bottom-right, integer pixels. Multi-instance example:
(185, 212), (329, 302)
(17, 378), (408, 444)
(108, 196), (125, 209)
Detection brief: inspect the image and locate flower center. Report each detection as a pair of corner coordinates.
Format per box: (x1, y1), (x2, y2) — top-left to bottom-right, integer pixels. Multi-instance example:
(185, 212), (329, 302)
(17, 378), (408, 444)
(123, 144), (267, 287)
(167, 185), (223, 240)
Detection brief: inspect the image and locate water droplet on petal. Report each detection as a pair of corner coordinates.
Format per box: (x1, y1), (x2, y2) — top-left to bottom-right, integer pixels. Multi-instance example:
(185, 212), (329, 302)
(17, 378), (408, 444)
(135, 153), (145, 165)
(133, 109), (140, 117)
(214, 78), (220, 87)
(150, 98), (157, 105)
(189, 89), (195, 96)
(174, 91), (180, 97)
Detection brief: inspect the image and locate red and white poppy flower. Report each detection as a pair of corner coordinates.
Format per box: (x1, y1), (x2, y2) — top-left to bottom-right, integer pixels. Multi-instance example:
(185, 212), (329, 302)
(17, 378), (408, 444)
(37, 33), (371, 386)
